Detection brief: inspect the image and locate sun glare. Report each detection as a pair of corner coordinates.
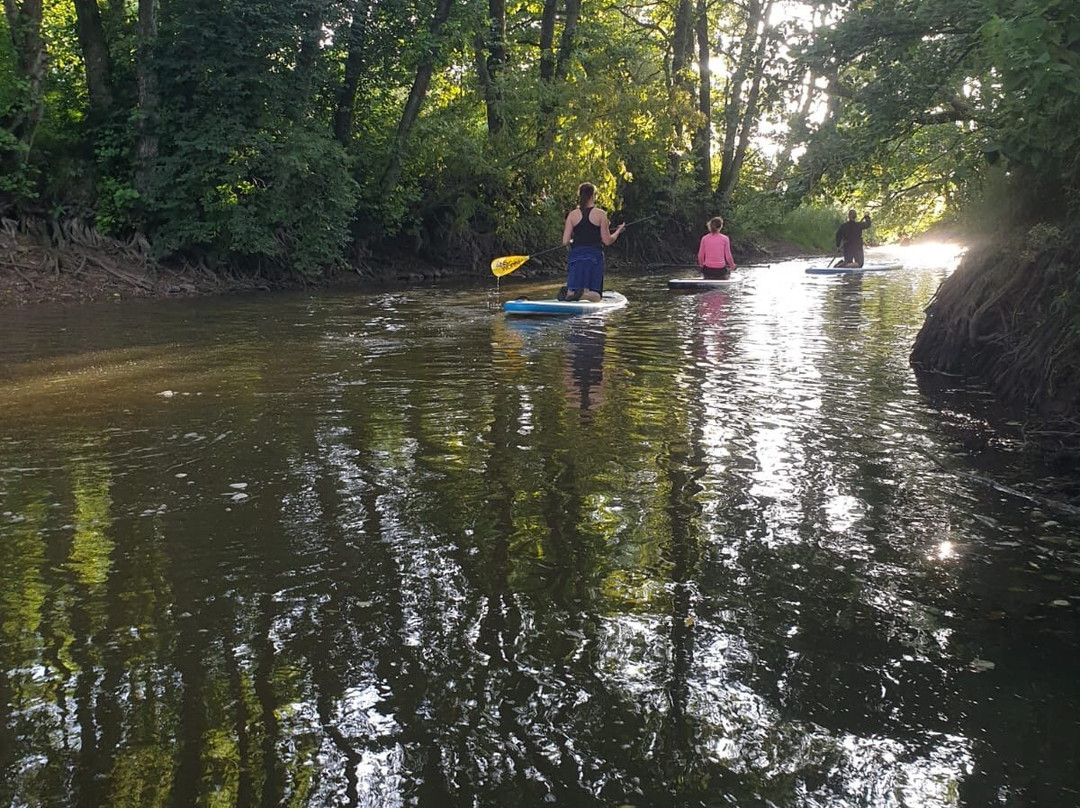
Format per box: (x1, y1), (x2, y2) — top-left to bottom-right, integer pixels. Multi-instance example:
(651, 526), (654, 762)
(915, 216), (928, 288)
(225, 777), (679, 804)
(894, 241), (967, 270)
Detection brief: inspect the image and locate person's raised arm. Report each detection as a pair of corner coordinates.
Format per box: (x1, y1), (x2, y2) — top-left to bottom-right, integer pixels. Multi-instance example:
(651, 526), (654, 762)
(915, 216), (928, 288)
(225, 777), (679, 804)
(861, 214), (872, 230)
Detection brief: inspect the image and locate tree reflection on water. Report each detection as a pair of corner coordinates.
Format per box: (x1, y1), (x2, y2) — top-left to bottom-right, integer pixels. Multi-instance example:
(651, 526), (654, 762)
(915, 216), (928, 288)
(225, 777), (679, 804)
(0, 272), (1077, 806)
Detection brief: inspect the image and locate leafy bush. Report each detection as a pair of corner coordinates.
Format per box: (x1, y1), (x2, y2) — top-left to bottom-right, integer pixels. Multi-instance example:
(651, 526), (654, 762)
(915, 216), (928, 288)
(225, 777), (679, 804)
(774, 205), (845, 251)
(153, 125), (358, 276)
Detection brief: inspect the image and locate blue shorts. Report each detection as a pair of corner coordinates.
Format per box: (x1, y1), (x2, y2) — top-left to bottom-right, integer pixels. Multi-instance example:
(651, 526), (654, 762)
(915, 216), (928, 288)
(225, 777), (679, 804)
(567, 246), (605, 293)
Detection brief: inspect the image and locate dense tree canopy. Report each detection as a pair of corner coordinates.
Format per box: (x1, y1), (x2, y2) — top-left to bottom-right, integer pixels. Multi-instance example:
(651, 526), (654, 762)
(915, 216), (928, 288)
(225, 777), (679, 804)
(1, 0), (1077, 273)
(796, 0), (1080, 232)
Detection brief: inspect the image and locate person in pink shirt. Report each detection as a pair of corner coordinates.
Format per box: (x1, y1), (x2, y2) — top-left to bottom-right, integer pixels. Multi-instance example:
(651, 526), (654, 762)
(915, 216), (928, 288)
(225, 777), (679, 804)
(697, 216), (737, 279)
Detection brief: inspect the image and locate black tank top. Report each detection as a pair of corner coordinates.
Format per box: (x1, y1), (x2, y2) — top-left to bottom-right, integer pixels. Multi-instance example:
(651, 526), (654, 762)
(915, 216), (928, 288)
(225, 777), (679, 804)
(572, 207), (602, 247)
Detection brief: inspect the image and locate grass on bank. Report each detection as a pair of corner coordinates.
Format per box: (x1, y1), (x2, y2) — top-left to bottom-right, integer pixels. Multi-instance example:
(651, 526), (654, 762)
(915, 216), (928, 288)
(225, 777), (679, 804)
(729, 192), (848, 253)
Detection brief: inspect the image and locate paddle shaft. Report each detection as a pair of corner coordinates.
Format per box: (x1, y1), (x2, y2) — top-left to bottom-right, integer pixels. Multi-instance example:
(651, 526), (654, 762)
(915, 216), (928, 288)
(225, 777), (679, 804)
(649, 262), (769, 270)
(530, 243), (567, 260)
(616, 214), (656, 228)
(537, 214), (653, 253)
(491, 213), (655, 276)
(561, 213), (654, 247)
(517, 217), (651, 260)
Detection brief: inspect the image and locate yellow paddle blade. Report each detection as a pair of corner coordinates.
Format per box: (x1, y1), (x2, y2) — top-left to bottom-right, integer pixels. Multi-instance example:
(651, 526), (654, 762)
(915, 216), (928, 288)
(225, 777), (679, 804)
(491, 255), (530, 276)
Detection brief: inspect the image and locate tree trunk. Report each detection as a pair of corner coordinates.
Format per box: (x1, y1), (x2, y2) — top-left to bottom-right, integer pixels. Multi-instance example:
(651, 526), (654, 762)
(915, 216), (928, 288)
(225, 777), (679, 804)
(691, 0), (711, 193)
(799, 68), (841, 198)
(380, 0), (455, 193)
(554, 0), (581, 82)
(478, 0), (507, 135)
(670, 0), (694, 82)
(716, 0), (768, 206)
(535, 0), (558, 147)
(767, 71), (815, 191)
(538, 0), (558, 82)
(135, 0), (158, 198)
(667, 0), (694, 178)
(295, 1), (325, 118)
(333, 3), (368, 145)
(723, 5), (772, 204)
(73, 0), (115, 123)
(533, 0), (557, 147)
(536, 0), (580, 149)
(2, 0), (46, 158)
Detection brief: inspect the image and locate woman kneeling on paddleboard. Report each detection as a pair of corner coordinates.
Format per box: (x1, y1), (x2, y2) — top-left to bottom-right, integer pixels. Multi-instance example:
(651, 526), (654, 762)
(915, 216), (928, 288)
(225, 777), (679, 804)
(559, 183), (625, 302)
(697, 216), (737, 279)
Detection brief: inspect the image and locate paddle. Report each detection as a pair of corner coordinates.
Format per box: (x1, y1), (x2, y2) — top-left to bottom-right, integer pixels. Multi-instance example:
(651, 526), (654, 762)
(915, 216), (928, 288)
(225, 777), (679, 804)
(490, 214), (656, 277)
(616, 214), (657, 229)
(648, 262), (771, 271)
(490, 243), (567, 277)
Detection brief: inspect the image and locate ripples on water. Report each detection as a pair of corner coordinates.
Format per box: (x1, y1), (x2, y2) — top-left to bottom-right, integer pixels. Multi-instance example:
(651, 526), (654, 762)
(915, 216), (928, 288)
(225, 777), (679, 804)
(1, 247), (1078, 807)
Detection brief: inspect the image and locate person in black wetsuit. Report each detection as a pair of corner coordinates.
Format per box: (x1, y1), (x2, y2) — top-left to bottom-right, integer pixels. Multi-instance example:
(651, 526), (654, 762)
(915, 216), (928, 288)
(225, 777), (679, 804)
(835, 209), (872, 267)
(558, 182), (625, 302)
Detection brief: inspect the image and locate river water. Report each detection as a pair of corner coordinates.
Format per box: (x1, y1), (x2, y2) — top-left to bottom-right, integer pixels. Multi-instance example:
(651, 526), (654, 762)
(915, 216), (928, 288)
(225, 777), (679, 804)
(1, 249), (1078, 807)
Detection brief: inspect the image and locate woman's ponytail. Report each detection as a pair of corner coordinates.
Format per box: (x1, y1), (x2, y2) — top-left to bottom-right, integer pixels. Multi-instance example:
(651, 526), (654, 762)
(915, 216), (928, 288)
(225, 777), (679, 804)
(578, 182), (596, 210)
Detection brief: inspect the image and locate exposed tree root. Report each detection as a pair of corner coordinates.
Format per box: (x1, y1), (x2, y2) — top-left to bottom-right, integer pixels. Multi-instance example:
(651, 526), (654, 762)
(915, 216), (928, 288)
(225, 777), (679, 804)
(911, 223), (1080, 453)
(0, 216), (294, 305)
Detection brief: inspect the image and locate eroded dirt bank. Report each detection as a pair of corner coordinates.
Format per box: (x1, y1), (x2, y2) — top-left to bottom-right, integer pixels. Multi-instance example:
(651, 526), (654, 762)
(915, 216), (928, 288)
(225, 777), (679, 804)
(0, 218), (463, 306)
(0, 217), (789, 307)
(911, 226), (1080, 483)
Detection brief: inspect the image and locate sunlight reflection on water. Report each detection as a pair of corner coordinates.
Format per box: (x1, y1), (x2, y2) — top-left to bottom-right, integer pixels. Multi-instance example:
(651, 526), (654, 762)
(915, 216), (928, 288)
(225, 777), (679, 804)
(0, 257), (1077, 806)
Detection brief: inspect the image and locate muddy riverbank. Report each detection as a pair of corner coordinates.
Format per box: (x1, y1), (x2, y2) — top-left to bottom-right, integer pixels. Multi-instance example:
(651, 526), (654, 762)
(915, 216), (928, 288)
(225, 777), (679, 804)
(0, 217), (793, 307)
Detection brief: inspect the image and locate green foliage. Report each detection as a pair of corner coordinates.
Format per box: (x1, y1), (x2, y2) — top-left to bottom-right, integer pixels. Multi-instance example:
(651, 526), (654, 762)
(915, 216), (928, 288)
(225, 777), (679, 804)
(146, 0), (360, 274)
(0, 124), (35, 201)
(3, 0), (1077, 275)
(794, 0), (1080, 234)
(95, 176), (140, 236)
(774, 204), (845, 252)
(153, 123), (358, 275)
(727, 187), (787, 239)
(979, 1), (1080, 194)
(0, 20), (33, 205)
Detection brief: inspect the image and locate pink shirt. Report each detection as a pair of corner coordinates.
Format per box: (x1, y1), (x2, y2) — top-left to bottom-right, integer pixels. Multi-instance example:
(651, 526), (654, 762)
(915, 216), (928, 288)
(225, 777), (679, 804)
(698, 232), (734, 269)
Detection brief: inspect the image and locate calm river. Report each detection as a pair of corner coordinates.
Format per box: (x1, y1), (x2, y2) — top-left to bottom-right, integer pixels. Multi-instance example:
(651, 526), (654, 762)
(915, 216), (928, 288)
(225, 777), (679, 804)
(1, 249), (1078, 807)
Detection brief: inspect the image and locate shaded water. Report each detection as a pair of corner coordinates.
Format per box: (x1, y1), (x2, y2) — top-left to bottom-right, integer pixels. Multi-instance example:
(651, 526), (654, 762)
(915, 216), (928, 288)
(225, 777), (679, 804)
(1, 249), (1078, 807)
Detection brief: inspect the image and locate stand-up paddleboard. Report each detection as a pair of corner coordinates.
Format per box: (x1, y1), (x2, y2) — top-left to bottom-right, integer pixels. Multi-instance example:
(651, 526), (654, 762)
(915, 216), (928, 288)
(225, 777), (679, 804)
(668, 275), (745, 290)
(503, 290), (628, 316)
(805, 262), (903, 275)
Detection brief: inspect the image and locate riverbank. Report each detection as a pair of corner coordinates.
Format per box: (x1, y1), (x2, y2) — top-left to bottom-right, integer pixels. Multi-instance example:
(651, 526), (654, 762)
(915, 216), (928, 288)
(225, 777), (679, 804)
(0, 219), (794, 307)
(910, 222), (1080, 487)
(0, 218), (444, 306)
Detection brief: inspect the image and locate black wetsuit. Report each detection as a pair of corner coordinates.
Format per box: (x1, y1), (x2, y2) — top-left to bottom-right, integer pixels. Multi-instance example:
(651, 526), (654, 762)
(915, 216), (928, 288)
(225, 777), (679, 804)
(835, 216), (872, 267)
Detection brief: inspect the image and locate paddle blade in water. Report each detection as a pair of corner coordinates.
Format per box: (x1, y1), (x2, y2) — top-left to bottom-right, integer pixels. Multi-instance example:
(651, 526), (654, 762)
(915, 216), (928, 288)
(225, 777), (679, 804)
(491, 255), (531, 276)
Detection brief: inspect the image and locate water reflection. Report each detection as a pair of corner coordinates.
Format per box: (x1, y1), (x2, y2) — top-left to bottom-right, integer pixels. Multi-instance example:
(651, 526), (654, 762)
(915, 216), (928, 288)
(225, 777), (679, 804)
(0, 265), (1077, 806)
(563, 320), (607, 421)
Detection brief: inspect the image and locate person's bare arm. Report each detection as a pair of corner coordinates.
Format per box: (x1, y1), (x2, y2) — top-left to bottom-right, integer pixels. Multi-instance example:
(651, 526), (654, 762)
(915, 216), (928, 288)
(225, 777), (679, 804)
(600, 210), (626, 246)
(562, 211), (578, 245)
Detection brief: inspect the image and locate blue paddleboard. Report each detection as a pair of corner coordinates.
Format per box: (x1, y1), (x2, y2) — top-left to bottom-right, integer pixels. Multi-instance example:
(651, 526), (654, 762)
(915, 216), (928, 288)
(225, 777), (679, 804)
(503, 291), (628, 316)
(805, 263), (903, 275)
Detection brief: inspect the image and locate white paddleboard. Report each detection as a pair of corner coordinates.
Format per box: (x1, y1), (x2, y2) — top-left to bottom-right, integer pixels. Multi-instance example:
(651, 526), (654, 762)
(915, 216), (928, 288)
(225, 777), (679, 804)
(805, 263), (903, 275)
(503, 290), (628, 316)
(667, 276), (745, 290)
